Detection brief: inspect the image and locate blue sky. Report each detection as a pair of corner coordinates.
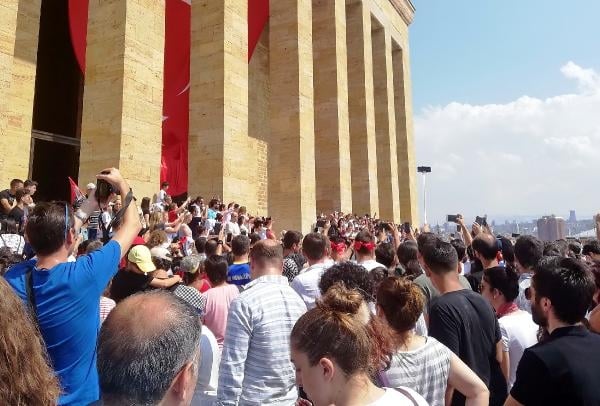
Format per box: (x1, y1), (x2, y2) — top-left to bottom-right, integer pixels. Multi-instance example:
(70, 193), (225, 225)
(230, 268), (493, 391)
(408, 1), (600, 225)
(410, 1), (600, 111)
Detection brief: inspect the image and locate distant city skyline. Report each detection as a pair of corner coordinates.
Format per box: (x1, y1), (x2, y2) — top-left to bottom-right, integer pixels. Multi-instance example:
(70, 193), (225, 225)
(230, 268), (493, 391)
(409, 1), (600, 225)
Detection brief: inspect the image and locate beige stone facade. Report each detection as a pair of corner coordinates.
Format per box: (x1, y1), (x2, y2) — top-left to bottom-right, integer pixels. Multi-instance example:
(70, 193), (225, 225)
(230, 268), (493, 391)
(0, 0), (418, 233)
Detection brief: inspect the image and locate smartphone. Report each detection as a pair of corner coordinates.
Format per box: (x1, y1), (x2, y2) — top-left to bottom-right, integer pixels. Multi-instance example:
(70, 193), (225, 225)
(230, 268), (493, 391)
(95, 173), (115, 205)
(447, 214), (459, 223)
(226, 233), (233, 243)
(456, 225), (461, 233)
(512, 233), (521, 238)
(403, 222), (411, 233)
(316, 219), (326, 228)
(475, 216), (487, 226)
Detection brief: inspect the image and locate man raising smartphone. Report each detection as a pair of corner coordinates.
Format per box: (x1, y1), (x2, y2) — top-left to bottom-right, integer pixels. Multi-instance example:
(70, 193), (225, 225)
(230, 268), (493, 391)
(4, 168), (141, 405)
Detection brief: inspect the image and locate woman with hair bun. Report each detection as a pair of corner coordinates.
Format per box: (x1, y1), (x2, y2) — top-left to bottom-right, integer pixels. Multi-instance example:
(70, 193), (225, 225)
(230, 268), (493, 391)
(291, 283), (428, 405)
(376, 277), (489, 406)
(480, 266), (537, 389)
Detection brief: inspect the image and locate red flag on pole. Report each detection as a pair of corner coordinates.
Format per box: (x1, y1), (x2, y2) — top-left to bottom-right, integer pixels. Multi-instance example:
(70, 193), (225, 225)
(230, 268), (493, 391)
(68, 177), (85, 205)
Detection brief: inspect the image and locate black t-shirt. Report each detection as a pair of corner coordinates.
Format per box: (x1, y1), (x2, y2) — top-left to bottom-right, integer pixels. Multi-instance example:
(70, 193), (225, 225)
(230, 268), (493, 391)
(8, 206), (24, 226)
(429, 289), (507, 406)
(0, 189), (15, 217)
(189, 217), (202, 238)
(109, 269), (153, 303)
(511, 325), (600, 405)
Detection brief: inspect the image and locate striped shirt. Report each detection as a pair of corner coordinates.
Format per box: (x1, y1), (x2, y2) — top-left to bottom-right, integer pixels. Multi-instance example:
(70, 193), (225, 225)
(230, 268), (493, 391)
(380, 336), (451, 406)
(216, 275), (307, 405)
(99, 296), (116, 323)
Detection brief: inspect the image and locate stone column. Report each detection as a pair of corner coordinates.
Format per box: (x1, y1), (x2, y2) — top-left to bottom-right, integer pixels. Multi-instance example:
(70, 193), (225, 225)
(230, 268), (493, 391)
(0, 0), (41, 186)
(189, 0), (252, 208)
(312, 0), (352, 214)
(346, 1), (379, 216)
(372, 26), (400, 221)
(269, 0), (316, 233)
(392, 42), (418, 224)
(79, 0), (164, 199)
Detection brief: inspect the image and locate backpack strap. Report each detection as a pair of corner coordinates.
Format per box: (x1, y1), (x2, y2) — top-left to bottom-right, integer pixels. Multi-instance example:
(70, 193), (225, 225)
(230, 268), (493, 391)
(25, 269), (39, 324)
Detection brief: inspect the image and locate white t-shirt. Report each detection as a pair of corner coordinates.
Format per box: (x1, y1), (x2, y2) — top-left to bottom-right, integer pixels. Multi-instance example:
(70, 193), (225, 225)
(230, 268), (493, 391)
(192, 327), (221, 406)
(224, 221), (240, 236)
(358, 259), (387, 272)
(0, 233), (25, 255)
(499, 310), (538, 388)
(290, 262), (331, 310)
(367, 387), (429, 406)
(156, 189), (168, 205)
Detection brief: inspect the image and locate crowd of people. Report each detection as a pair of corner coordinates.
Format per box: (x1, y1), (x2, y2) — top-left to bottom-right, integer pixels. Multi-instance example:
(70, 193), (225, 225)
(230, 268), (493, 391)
(1, 169), (600, 406)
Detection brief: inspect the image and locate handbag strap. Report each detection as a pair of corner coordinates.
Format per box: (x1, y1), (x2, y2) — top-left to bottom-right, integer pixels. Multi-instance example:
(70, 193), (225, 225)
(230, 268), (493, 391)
(394, 387), (419, 406)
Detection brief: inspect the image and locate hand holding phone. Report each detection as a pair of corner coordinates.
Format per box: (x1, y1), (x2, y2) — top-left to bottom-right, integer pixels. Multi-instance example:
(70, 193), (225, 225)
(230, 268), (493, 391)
(96, 168), (125, 206)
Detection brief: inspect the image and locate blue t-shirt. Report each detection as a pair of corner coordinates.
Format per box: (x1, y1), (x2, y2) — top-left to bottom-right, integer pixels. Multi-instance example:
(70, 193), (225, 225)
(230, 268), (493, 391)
(227, 262), (251, 286)
(5, 240), (121, 405)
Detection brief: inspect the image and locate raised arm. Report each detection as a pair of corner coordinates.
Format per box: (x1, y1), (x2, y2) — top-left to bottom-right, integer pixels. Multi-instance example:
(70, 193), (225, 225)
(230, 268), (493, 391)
(97, 168), (142, 258)
(457, 215), (473, 247)
(390, 223), (401, 250)
(0, 197), (14, 214)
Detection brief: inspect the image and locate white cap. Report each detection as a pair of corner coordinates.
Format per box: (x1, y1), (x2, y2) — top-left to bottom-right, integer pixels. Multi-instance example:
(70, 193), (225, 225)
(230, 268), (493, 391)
(86, 183), (96, 190)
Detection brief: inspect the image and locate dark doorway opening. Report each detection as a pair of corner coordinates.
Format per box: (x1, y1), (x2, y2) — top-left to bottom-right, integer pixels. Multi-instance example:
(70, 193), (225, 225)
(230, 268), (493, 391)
(31, 0), (83, 202)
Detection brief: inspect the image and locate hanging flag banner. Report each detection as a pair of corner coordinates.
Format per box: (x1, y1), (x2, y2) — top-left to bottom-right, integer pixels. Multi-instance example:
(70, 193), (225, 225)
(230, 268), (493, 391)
(68, 0), (269, 196)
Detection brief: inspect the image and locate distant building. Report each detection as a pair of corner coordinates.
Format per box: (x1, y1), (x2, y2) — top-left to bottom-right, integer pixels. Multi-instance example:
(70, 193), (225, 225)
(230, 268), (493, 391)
(568, 210), (577, 223)
(537, 215), (567, 241)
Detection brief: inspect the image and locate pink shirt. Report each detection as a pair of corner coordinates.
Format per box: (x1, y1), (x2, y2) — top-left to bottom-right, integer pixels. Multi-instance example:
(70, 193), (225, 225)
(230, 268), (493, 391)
(201, 284), (240, 349)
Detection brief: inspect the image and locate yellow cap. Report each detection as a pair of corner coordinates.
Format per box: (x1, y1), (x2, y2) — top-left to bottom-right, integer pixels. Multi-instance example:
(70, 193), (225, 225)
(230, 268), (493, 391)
(127, 245), (156, 275)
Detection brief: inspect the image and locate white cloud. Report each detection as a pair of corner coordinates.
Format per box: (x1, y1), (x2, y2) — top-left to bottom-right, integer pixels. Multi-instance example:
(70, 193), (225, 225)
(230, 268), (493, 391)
(414, 62), (600, 224)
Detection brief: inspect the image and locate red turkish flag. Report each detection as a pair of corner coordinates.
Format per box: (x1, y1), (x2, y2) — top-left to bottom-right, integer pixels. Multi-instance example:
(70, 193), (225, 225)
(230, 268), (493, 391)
(68, 177), (84, 205)
(68, 0), (269, 197)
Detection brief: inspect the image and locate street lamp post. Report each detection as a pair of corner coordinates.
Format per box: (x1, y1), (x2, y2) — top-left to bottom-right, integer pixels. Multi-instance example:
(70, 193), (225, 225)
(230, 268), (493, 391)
(417, 166), (431, 225)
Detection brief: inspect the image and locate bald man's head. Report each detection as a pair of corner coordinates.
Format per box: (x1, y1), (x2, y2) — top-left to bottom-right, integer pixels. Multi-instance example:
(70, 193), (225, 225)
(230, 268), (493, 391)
(472, 233), (500, 261)
(98, 290), (201, 405)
